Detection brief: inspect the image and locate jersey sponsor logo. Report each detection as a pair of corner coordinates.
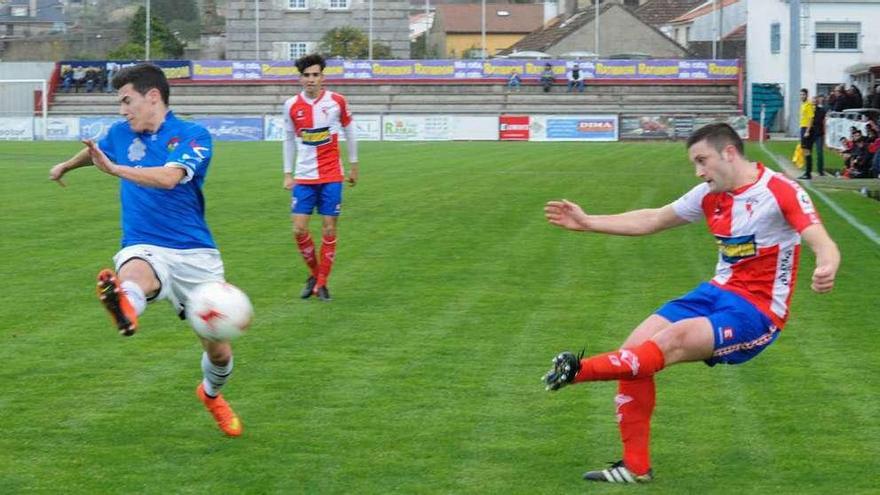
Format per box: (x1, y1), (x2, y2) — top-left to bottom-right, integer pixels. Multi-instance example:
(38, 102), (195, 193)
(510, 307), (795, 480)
(797, 189), (815, 214)
(127, 138), (147, 162)
(301, 126), (331, 146)
(715, 234), (757, 263)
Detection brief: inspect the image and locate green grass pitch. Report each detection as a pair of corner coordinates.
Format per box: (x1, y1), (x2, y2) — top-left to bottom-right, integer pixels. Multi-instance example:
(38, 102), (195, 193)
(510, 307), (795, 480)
(1, 140), (878, 493)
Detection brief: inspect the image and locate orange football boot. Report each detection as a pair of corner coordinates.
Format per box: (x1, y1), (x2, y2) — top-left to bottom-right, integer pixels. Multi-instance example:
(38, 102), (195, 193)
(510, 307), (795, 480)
(96, 269), (138, 336)
(196, 383), (243, 437)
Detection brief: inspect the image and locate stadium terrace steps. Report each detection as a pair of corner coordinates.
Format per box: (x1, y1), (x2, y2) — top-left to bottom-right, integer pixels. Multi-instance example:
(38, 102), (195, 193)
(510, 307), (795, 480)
(49, 83), (739, 116)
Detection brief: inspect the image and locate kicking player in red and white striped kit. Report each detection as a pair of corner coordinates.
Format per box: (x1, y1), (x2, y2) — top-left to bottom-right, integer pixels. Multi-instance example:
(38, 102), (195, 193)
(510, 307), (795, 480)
(282, 53), (359, 301)
(542, 123), (840, 483)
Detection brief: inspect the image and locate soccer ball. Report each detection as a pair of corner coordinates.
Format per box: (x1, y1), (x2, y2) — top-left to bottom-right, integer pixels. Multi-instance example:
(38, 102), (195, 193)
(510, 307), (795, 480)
(186, 282), (253, 341)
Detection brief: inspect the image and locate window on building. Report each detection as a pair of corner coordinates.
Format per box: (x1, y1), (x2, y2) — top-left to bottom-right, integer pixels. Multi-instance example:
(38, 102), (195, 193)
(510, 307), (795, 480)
(328, 0), (349, 9)
(770, 23), (780, 53)
(685, 26), (690, 42)
(288, 42), (311, 60)
(288, 0), (307, 9)
(11, 6), (27, 16)
(815, 22), (860, 51)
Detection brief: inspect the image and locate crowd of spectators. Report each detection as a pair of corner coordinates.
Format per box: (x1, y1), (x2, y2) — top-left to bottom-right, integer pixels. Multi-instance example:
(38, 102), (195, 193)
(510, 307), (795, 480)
(60, 64), (118, 93)
(836, 121), (880, 179)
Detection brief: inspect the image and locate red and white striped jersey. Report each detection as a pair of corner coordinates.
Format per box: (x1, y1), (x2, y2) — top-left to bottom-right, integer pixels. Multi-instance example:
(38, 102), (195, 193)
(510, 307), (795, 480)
(672, 163), (822, 328)
(283, 90), (353, 184)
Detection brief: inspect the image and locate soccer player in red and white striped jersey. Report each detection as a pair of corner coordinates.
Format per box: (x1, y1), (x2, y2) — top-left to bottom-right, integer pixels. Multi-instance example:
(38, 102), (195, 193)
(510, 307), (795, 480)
(542, 123), (840, 484)
(282, 54), (359, 301)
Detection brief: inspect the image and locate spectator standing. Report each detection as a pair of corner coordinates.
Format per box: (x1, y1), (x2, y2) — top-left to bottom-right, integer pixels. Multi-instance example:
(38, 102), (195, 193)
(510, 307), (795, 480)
(540, 63), (555, 93)
(867, 85), (880, 109)
(809, 95), (827, 177)
(567, 63), (584, 93)
(848, 85), (863, 108)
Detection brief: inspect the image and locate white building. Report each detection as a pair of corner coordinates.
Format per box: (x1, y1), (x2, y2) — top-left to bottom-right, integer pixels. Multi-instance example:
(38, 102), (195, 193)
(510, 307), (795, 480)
(746, 0), (880, 129)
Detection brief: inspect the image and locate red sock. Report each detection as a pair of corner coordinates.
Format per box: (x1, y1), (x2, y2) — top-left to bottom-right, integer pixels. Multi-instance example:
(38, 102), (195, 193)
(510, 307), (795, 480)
(295, 233), (318, 277)
(574, 340), (665, 382)
(317, 235), (337, 287)
(617, 376), (655, 476)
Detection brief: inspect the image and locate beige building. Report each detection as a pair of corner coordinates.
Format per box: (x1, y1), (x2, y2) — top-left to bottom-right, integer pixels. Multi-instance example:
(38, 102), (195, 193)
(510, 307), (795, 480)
(428, 3), (545, 59)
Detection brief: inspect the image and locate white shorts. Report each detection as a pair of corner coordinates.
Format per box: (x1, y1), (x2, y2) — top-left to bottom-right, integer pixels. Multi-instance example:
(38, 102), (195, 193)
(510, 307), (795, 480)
(113, 244), (225, 316)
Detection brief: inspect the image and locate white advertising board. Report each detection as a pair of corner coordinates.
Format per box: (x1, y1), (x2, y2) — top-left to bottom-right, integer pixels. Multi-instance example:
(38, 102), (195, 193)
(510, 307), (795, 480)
(382, 115), (453, 141)
(36, 117), (80, 141)
(452, 115), (499, 141)
(0, 117), (33, 140)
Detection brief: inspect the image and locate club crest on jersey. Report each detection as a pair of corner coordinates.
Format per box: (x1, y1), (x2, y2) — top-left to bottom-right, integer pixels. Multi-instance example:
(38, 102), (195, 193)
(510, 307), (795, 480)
(301, 126), (331, 146)
(715, 234), (757, 263)
(167, 137), (180, 152)
(722, 327), (735, 340)
(127, 138), (146, 162)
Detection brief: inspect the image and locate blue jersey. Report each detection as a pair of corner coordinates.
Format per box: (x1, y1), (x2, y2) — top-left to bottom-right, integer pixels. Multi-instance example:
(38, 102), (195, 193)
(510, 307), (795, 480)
(98, 111), (216, 249)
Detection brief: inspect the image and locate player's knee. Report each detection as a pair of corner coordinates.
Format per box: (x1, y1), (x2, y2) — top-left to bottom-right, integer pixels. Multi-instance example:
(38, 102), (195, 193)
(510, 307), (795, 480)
(322, 225), (336, 238)
(204, 342), (231, 364)
(292, 225), (310, 238)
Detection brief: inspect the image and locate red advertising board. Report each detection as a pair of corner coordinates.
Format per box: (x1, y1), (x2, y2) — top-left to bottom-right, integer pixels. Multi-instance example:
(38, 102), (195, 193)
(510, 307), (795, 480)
(499, 115), (530, 141)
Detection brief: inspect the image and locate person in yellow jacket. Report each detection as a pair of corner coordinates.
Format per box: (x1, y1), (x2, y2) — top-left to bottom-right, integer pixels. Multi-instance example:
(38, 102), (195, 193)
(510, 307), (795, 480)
(798, 88), (816, 179)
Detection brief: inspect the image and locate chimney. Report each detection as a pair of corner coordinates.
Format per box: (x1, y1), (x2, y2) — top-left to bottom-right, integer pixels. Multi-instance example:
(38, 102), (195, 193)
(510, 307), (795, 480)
(30, 0), (37, 17)
(544, 1), (559, 24)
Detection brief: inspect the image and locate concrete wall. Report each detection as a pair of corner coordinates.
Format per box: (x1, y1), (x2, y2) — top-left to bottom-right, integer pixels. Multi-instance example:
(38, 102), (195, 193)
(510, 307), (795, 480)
(746, 0), (880, 122)
(225, 0), (411, 60)
(552, 6), (689, 58)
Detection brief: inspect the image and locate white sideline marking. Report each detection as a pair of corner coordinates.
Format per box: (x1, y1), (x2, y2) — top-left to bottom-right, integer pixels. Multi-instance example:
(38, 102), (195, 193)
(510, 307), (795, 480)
(759, 141), (880, 247)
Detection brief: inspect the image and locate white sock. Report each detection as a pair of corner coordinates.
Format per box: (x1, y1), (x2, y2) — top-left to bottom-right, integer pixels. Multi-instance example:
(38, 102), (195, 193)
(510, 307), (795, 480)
(121, 280), (147, 315)
(201, 352), (233, 398)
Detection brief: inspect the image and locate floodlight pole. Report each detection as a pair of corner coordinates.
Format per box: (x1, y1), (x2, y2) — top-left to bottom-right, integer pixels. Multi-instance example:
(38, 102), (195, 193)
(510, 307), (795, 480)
(594, 0), (599, 58)
(481, 0), (486, 59)
(788, 0), (802, 136)
(255, 0), (261, 60)
(369, 0), (374, 60)
(712, 0), (718, 59)
(145, 0), (151, 60)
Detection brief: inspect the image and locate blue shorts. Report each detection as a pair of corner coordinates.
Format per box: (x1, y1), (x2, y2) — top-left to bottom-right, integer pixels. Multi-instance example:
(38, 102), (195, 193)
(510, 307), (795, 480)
(655, 283), (779, 366)
(291, 182), (342, 216)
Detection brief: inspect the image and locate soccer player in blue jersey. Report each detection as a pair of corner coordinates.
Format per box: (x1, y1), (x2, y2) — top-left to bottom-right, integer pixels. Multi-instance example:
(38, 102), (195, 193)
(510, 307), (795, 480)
(48, 63), (243, 437)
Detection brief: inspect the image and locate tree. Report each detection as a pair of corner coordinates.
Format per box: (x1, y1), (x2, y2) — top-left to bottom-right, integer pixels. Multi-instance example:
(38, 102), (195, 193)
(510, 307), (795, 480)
(319, 26), (393, 59)
(108, 6), (185, 59)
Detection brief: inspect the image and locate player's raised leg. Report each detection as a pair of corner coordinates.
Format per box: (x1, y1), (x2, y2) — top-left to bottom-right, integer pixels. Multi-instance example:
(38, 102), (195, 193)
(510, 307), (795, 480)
(95, 259), (158, 336)
(196, 338), (242, 437)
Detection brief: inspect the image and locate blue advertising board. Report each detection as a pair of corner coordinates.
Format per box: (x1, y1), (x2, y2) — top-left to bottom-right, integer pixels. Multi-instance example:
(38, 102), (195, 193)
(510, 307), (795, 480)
(194, 117), (264, 141)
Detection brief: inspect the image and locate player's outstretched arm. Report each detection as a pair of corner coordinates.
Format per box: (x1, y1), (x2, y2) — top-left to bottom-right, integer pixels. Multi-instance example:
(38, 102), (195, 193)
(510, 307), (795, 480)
(82, 139), (185, 189)
(49, 147), (93, 187)
(545, 201), (687, 236)
(801, 223), (840, 293)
